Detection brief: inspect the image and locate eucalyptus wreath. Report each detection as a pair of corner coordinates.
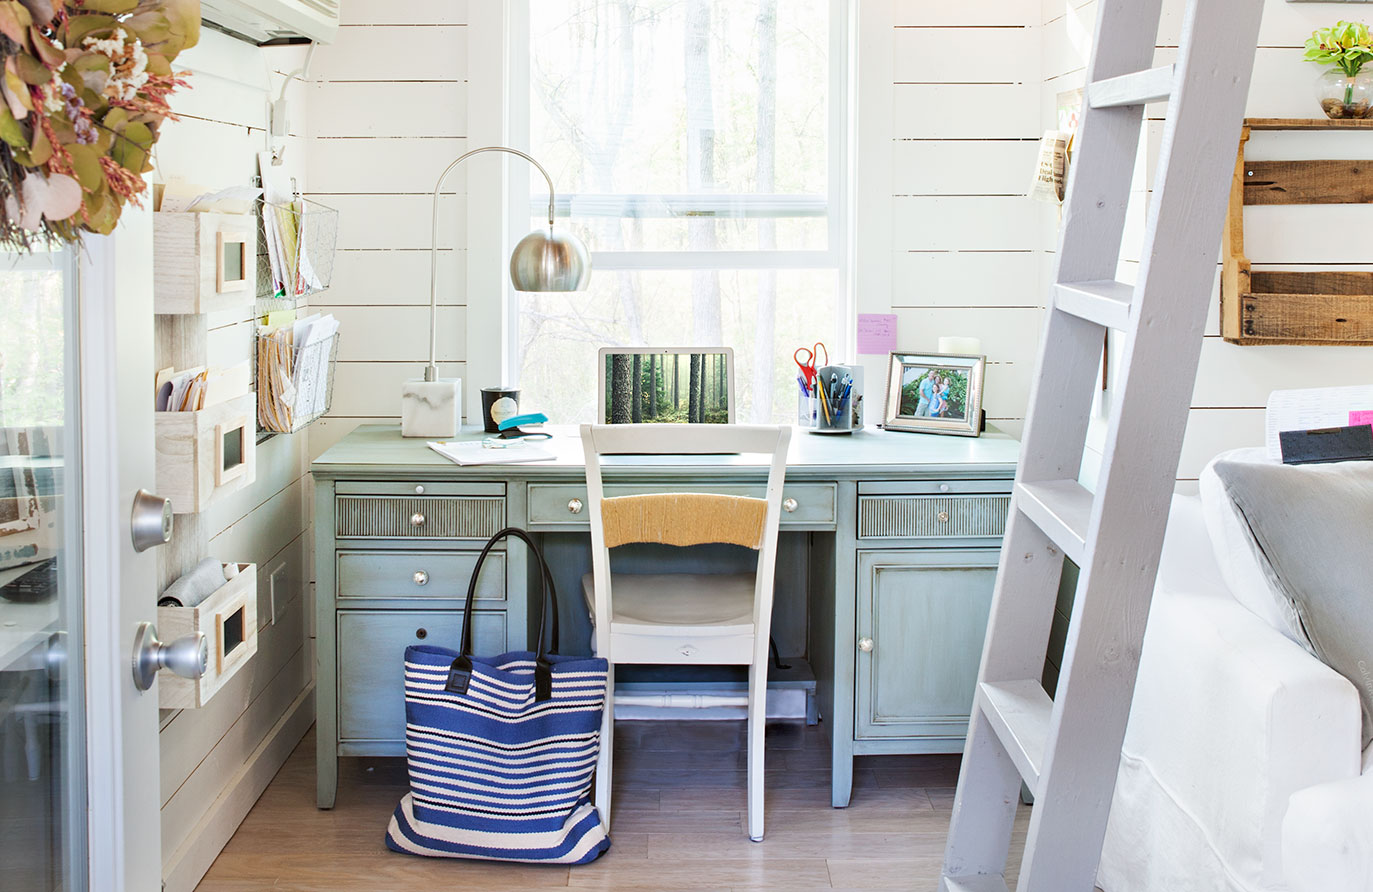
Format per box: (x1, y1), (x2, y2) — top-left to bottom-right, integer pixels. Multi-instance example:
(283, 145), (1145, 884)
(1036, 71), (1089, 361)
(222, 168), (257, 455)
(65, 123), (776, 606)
(0, 0), (198, 248)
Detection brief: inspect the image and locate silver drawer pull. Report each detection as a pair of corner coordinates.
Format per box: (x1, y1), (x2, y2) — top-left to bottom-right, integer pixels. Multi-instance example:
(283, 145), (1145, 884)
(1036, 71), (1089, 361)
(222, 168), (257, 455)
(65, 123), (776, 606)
(858, 637), (874, 653)
(410, 512), (426, 527)
(567, 498), (583, 515)
(937, 510), (951, 523)
(782, 497), (798, 513)
(415, 485), (425, 494)
(413, 570), (429, 586)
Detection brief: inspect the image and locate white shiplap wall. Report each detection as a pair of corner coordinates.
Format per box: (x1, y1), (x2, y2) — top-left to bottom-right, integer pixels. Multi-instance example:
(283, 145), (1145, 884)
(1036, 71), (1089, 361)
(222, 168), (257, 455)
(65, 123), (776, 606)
(152, 30), (314, 892)
(856, 2), (1044, 437)
(305, 0), (471, 461)
(1044, 0), (1373, 487)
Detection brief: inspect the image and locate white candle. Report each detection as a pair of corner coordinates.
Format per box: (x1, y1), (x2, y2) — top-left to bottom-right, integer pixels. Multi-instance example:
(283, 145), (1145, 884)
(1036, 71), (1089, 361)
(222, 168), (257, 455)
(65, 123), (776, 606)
(938, 336), (982, 356)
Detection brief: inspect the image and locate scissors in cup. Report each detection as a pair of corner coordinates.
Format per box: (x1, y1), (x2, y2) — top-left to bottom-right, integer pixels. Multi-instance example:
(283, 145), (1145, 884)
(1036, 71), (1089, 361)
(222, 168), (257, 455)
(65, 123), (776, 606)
(793, 342), (829, 390)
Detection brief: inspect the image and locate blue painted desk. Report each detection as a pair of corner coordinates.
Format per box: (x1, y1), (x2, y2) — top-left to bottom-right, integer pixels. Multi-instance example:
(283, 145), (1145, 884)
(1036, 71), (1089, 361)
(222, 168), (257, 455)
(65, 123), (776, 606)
(311, 424), (1019, 808)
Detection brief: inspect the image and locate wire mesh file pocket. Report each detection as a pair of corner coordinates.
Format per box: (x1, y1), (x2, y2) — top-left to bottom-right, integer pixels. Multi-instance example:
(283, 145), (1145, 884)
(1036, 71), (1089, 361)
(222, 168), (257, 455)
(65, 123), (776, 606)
(257, 330), (339, 434)
(256, 197), (339, 302)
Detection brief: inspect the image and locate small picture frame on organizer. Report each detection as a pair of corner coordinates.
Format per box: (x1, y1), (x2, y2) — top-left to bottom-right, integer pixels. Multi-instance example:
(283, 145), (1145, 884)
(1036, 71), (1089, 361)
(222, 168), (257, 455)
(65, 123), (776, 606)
(882, 352), (986, 437)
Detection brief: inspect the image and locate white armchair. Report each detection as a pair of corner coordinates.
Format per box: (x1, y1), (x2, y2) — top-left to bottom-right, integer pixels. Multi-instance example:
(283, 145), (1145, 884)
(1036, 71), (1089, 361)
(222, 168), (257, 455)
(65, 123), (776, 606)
(1096, 495), (1370, 892)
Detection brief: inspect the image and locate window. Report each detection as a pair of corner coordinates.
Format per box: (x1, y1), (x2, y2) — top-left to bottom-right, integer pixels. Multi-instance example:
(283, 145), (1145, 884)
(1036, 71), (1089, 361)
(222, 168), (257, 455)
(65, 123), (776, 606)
(517, 0), (845, 423)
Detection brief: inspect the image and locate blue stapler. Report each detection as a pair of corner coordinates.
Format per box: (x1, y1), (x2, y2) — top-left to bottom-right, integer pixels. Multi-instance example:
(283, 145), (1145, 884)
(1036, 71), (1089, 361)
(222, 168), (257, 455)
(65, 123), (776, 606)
(497, 412), (552, 440)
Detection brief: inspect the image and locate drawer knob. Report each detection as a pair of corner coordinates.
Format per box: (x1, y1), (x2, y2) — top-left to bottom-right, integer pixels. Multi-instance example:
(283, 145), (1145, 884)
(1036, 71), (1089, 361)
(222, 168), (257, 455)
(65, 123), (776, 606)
(410, 512), (426, 527)
(567, 498), (584, 515)
(413, 570), (429, 586)
(939, 483), (951, 493)
(858, 637), (874, 653)
(937, 510), (951, 523)
(782, 497), (798, 513)
(415, 485), (425, 494)
(415, 628), (428, 640)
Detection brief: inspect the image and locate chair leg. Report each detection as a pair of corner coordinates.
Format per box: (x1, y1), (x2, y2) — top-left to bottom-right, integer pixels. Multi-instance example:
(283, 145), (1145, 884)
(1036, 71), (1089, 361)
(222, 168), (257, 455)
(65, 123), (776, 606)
(746, 662), (765, 842)
(595, 663), (614, 832)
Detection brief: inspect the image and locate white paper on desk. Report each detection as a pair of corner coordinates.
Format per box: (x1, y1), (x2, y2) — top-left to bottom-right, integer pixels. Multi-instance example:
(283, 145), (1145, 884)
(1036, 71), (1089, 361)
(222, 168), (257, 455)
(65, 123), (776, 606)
(1265, 385), (1373, 459)
(428, 441), (556, 466)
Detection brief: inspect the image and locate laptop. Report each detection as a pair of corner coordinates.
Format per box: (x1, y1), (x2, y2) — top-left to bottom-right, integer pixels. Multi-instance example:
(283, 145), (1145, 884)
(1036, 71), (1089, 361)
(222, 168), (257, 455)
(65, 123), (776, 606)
(597, 347), (735, 424)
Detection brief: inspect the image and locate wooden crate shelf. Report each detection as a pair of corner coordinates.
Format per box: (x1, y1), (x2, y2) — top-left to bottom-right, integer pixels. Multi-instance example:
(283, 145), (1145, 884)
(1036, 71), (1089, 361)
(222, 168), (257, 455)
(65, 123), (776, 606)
(1222, 118), (1373, 346)
(157, 563), (257, 709)
(155, 392), (258, 514)
(154, 211), (257, 315)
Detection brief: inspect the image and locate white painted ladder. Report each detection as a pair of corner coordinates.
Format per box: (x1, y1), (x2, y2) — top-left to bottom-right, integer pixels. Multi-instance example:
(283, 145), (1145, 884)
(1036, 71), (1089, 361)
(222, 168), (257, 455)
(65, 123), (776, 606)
(939, 2), (1263, 891)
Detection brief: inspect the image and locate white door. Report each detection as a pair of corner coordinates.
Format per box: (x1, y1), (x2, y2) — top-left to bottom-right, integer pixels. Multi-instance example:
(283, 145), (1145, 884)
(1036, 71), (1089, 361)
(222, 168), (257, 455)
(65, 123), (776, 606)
(0, 210), (163, 890)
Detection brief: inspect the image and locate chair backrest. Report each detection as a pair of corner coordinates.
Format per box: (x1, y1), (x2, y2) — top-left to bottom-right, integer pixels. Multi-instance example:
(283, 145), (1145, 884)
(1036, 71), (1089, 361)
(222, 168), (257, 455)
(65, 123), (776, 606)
(579, 423), (792, 659)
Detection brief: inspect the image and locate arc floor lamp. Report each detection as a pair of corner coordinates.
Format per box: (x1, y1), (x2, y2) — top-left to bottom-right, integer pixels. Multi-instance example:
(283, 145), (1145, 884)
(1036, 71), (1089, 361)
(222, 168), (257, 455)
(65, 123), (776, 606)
(401, 146), (592, 438)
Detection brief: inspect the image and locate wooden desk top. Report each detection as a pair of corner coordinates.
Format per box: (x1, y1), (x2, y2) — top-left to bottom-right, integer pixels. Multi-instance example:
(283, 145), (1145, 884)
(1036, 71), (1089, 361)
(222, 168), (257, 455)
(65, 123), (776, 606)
(312, 424), (1021, 482)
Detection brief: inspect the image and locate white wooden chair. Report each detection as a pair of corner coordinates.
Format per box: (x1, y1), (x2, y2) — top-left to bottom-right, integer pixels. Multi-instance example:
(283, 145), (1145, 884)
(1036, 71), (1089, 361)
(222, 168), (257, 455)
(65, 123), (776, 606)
(579, 423), (791, 842)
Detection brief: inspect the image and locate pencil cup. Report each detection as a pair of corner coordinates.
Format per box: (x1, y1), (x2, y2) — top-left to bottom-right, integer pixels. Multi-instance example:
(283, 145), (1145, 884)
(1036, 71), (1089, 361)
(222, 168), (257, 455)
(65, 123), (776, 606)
(798, 390), (818, 429)
(810, 364), (862, 435)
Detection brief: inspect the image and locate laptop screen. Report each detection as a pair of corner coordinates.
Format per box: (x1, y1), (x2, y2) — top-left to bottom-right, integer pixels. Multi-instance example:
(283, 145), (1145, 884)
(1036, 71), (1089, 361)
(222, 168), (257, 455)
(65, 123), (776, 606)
(597, 348), (735, 424)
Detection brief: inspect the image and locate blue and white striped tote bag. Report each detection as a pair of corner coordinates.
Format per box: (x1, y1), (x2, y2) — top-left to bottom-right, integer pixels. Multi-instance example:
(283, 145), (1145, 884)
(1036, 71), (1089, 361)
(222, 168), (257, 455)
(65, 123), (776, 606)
(385, 528), (611, 865)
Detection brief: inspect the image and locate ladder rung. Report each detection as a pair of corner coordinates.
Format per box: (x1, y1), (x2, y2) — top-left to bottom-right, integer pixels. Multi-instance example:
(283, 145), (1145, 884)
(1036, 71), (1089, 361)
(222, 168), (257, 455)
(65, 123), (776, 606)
(978, 680), (1052, 792)
(1087, 64), (1175, 109)
(1015, 480), (1092, 565)
(942, 876), (1010, 892)
(1054, 280), (1133, 329)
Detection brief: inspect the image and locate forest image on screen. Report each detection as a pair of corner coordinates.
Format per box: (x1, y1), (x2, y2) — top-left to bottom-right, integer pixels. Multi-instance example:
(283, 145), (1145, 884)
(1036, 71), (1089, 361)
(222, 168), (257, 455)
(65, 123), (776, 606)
(604, 352), (728, 424)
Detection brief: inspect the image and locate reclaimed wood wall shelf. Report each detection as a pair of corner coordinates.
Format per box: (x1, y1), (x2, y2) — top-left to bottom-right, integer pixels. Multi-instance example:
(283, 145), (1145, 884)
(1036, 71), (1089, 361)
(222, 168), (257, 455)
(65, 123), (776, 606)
(1222, 118), (1373, 345)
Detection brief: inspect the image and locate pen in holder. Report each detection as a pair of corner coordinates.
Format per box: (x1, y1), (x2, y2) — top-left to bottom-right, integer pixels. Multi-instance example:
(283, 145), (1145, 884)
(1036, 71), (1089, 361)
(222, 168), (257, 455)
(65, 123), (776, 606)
(801, 364), (862, 434)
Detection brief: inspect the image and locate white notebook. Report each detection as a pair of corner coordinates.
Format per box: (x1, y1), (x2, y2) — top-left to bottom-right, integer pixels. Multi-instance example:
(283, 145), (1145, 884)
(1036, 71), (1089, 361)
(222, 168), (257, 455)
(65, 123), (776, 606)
(427, 440), (556, 466)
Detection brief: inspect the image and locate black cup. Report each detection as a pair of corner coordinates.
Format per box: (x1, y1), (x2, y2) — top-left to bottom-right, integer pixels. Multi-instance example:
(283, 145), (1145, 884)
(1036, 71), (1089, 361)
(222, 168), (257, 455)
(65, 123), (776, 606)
(480, 387), (520, 433)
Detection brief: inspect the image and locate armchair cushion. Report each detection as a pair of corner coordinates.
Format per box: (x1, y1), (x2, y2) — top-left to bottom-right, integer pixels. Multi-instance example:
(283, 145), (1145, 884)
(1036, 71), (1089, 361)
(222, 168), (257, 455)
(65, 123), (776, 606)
(1209, 457), (1373, 747)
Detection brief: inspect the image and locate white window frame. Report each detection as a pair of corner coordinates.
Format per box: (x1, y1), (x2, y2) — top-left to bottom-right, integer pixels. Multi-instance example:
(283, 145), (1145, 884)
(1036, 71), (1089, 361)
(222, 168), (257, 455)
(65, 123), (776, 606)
(466, 0), (854, 401)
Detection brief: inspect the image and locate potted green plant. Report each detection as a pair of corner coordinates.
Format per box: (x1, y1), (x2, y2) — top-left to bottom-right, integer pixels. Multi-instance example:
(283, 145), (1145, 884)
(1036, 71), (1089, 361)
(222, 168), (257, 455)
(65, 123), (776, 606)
(1305, 21), (1373, 119)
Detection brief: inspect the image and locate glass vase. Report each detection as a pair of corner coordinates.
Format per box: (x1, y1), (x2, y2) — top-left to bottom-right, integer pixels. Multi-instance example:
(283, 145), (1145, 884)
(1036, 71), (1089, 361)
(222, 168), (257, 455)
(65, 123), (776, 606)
(1316, 68), (1373, 119)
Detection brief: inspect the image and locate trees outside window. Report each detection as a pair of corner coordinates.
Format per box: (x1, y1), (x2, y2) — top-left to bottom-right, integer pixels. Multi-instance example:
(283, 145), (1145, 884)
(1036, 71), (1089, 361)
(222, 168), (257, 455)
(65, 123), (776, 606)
(520, 0), (840, 424)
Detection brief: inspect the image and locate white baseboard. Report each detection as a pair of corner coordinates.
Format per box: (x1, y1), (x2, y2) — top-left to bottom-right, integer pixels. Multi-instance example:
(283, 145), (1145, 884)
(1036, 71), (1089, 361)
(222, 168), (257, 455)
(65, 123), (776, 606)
(160, 684), (315, 892)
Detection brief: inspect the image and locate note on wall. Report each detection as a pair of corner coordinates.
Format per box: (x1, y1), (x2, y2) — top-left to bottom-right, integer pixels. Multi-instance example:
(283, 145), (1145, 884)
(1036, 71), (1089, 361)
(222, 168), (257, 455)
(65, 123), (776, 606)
(857, 314), (897, 355)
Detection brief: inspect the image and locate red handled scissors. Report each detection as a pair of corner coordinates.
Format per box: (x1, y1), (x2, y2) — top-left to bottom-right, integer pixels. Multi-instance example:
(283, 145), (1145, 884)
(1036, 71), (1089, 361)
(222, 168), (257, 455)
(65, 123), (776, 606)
(793, 342), (829, 390)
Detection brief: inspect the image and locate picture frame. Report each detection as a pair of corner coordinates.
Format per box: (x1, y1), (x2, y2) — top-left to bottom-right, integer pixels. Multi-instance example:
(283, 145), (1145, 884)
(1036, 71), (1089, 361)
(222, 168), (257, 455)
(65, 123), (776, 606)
(882, 352), (986, 437)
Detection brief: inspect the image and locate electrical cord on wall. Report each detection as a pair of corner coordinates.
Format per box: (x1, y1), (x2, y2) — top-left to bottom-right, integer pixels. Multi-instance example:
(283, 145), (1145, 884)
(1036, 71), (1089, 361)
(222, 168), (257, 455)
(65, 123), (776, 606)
(268, 41), (317, 166)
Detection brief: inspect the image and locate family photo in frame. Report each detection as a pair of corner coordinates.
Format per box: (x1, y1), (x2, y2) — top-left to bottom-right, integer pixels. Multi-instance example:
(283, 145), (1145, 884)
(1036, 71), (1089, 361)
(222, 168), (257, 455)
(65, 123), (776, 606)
(882, 352), (986, 437)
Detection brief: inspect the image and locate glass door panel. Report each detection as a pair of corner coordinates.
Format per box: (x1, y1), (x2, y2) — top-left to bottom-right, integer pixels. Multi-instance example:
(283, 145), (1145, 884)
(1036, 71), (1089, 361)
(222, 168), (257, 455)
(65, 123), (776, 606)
(0, 248), (86, 891)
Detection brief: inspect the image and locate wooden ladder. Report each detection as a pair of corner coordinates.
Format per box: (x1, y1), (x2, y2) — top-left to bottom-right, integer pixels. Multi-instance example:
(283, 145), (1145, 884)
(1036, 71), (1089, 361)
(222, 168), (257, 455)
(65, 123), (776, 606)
(939, 2), (1263, 890)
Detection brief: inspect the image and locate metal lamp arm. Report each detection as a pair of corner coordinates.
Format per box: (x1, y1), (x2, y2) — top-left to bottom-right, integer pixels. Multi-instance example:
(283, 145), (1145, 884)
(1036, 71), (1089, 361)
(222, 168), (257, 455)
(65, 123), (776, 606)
(426, 146), (558, 380)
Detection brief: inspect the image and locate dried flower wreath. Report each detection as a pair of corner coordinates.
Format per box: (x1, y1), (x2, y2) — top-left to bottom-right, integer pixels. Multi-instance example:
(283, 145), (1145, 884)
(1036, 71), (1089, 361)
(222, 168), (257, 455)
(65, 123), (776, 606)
(0, 0), (198, 248)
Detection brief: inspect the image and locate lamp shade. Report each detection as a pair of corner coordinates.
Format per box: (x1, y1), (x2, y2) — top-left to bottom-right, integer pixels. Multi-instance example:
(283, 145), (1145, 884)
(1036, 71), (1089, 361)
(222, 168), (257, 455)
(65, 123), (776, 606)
(510, 226), (592, 292)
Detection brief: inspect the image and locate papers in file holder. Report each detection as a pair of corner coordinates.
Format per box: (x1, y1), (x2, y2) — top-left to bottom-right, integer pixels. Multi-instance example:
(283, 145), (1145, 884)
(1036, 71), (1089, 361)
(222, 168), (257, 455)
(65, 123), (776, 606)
(257, 196), (338, 302)
(257, 313), (340, 433)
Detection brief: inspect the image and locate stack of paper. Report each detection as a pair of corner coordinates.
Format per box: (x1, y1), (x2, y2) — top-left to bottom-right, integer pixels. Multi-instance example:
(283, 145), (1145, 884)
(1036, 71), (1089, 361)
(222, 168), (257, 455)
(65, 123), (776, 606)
(258, 313), (340, 432)
(155, 361), (250, 413)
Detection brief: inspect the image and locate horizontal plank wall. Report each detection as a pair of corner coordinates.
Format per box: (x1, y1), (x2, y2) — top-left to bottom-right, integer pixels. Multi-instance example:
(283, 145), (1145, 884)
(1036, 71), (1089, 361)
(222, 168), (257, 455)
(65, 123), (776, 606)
(152, 30), (314, 892)
(1047, 0), (1373, 488)
(858, 2), (1044, 438)
(305, 1), (471, 463)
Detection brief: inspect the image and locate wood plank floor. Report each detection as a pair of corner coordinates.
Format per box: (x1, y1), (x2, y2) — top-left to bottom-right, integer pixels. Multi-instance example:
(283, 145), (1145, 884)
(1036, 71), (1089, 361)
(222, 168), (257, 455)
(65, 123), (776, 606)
(196, 721), (1032, 891)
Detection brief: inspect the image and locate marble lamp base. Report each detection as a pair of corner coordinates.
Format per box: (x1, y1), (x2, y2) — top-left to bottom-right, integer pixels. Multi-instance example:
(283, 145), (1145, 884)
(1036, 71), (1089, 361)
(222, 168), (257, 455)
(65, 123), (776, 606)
(401, 378), (461, 438)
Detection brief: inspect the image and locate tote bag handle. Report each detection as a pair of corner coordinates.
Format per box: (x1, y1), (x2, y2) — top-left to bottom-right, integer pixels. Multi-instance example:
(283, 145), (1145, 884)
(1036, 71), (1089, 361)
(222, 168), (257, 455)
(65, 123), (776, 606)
(446, 527), (561, 701)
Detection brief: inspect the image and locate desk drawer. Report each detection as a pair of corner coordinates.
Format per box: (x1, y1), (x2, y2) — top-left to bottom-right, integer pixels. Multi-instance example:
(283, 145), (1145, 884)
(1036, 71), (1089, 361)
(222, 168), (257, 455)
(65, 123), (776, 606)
(337, 551), (505, 602)
(337, 609), (507, 742)
(858, 494), (1010, 540)
(528, 482), (836, 529)
(335, 494), (505, 540)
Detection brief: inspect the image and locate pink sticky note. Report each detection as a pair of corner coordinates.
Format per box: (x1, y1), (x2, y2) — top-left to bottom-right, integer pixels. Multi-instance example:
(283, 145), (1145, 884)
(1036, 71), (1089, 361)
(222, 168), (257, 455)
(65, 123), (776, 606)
(857, 314), (898, 355)
(1350, 410), (1373, 427)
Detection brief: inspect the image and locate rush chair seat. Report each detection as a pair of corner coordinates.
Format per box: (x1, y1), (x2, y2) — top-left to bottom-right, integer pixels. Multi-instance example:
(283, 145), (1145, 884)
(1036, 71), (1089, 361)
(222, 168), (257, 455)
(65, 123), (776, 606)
(578, 423), (791, 842)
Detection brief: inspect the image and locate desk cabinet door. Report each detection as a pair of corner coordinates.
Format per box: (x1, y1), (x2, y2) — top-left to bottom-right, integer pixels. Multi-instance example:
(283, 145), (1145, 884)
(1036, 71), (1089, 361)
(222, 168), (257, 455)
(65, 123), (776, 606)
(855, 550), (998, 741)
(337, 610), (507, 743)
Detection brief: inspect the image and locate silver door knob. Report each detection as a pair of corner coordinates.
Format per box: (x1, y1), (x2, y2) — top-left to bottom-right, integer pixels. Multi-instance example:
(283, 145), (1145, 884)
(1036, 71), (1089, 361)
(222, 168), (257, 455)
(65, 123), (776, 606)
(130, 489), (174, 552)
(132, 622), (208, 692)
(858, 637), (875, 653)
(413, 570), (429, 586)
(567, 498), (583, 515)
(410, 512), (426, 527)
(782, 497), (798, 513)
